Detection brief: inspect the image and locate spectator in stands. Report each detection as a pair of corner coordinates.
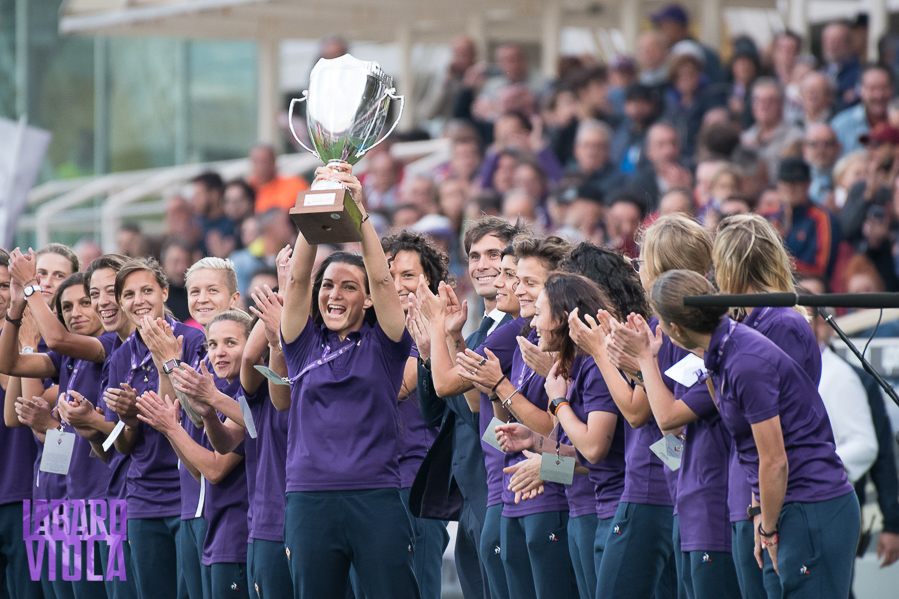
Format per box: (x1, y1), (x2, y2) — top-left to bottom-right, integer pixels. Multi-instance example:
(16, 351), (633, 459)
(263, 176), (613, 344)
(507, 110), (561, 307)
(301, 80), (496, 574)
(73, 239), (102, 272)
(604, 192), (644, 257)
(657, 187), (696, 218)
(244, 266), (278, 312)
(832, 65), (894, 155)
(727, 37), (761, 126)
(364, 152), (403, 211)
(889, 97), (899, 129)
(556, 184), (606, 244)
(190, 171), (236, 259)
(426, 35), (478, 125)
(502, 189), (540, 232)
(608, 55), (638, 115)
(401, 175), (440, 217)
(248, 144), (310, 213)
(467, 43), (543, 126)
(631, 123), (692, 213)
(611, 84), (659, 174)
(433, 133), (483, 186)
(569, 120), (628, 199)
(164, 194), (201, 249)
(740, 78), (804, 184)
(651, 3), (723, 83)
(833, 149), (868, 208)
(223, 179), (256, 248)
(637, 31), (670, 89)
(821, 21), (863, 111)
(230, 207), (296, 298)
(772, 30), (803, 88)
(663, 46), (725, 159)
(116, 223), (145, 258)
(803, 123), (842, 205)
(798, 71), (836, 129)
(770, 157), (840, 278)
(571, 66), (620, 128)
(160, 237), (195, 324)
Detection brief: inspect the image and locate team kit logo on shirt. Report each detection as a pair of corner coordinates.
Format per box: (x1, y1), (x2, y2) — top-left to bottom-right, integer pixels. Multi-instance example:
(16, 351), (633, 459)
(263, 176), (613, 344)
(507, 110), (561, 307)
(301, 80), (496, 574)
(22, 499), (128, 582)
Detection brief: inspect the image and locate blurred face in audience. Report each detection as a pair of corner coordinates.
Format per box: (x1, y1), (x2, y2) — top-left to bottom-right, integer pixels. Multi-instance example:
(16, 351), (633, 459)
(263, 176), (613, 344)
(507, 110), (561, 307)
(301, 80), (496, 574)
(720, 198), (751, 216)
(116, 229), (144, 258)
(391, 205), (421, 229)
(672, 60), (702, 97)
(245, 271), (278, 311)
(240, 217), (260, 247)
(250, 146), (277, 185)
(624, 97), (655, 126)
(438, 179), (467, 223)
(468, 234), (505, 299)
(646, 125), (680, 167)
(694, 161), (723, 204)
(547, 90), (578, 127)
(777, 180), (810, 207)
(803, 124), (841, 170)
(751, 84), (783, 128)
(186, 268), (239, 327)
(574, 128), (610, 173)
(369, 154), (400, 193)
(579, 79), (610, 114)
(502, 190), (537, 227)
(496, 44), (528, 83)
(659, 190), (694, 216)
(450, 36), (476, 73)
(861, 69), (893, 121)
(492, 154), (518, 194)
(451, 140), (481, 181)
(402, 177), (438, 215)
(162, 245), (191, 287)
(799, 73), (834, 118)
(847, 272), (882, 294)
(493, 115), (529, 150)
(637, 32), (668, 72)
(731, 56), (757, 86)
(822, 23), (851, 64)
(772, 34), (800, 76)
(711, 173), (739, 202)
(224, 184), (255, 223)
(606, 201), (642, 243)
(565, 198), (604, 232)
(513, 164), (545, 200)
(836, 157), (866, 190)
(388, 250), (426, 314)
(757, 188), (782, 213)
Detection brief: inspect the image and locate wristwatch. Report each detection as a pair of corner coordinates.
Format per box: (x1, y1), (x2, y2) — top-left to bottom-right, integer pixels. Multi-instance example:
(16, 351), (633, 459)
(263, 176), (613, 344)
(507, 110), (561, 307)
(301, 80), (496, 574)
(162, 359), (181, 375)
(21, 346), (35, 354)
(747, 505), (762, 519)
(634, 370), (644, 385)
(23, 285), (41, 298)
(549, 397), (569, 416)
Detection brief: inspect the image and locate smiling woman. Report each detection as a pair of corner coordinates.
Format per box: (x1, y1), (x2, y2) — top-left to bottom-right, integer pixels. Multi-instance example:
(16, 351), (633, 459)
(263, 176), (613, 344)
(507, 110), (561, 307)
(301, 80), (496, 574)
(185, 257), (241, 327)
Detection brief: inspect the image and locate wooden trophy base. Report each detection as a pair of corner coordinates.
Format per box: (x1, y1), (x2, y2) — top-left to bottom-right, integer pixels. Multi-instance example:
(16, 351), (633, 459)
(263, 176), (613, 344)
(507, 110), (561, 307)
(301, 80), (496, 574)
(289, 187), (364, 245)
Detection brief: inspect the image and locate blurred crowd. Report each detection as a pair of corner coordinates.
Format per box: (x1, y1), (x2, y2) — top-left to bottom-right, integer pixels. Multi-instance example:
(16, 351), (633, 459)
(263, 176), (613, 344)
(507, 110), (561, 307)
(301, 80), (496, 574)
(94, 5), (899, 323)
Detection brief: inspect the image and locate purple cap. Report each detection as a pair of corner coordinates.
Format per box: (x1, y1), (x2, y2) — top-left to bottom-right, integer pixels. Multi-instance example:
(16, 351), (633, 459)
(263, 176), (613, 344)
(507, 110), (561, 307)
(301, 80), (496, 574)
(652, 4), (689, 26)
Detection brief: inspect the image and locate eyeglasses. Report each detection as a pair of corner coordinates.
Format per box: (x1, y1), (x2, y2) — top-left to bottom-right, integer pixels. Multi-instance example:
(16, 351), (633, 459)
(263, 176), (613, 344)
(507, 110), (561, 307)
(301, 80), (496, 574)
(804, 140), (837, 148)
(632, 259), (643, 273)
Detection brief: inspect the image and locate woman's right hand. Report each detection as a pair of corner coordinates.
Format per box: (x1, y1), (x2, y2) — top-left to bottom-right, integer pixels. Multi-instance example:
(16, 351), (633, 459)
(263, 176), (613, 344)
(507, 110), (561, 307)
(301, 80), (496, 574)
(495, 422), (537, 453)
(313, 163), (365, 210)
(249, 285), (284, 347)
(8, 248), (37, 288)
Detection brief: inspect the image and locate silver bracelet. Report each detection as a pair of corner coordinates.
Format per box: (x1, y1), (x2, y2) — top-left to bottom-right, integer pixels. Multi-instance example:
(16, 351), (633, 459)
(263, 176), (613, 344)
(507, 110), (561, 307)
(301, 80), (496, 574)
(501, 389), (518, 409)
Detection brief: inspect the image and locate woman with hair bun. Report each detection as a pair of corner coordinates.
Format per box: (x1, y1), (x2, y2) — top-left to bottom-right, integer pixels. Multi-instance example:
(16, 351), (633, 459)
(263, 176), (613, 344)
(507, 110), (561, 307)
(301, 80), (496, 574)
(650, 269), (859, 599)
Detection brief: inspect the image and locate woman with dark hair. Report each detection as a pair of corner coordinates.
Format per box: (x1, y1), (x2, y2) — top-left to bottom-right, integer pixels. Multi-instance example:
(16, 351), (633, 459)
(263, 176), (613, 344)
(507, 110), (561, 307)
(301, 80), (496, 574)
(650, 270), (859, 599)
(103, 257), (208, 598)
(277, 163), (419, 598)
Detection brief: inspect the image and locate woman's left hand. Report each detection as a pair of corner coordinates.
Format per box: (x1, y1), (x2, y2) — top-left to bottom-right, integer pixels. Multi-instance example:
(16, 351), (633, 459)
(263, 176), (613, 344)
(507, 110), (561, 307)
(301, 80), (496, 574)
(135, 390), (180, 435)
(456, 348), (503, 390)
(503, 450), (545, 503)
(517, 336), (555, 378)
(313, 163), (365, 210)
(543, 361), (569, 402)
(171, 362), (217, 405)
(140, 316), (182, 364)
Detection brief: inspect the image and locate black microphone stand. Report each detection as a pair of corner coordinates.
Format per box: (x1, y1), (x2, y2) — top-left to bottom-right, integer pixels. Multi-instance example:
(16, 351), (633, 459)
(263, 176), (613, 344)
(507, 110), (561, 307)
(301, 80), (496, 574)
(821, 313), (899, 446)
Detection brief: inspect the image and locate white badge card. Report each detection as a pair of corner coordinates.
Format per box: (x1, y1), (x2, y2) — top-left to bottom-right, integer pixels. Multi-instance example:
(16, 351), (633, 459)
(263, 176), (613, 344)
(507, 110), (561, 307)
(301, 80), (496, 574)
(40, 429), (75, 475)
(102, 420), (126, 452)
(238, 395), (258, 439)
(663, 353), (707, 388)
(649, 434), (684, 471)
(254, 365), (291, 386)
(481, 417), (506, 453)
(539, 453), (576, 485)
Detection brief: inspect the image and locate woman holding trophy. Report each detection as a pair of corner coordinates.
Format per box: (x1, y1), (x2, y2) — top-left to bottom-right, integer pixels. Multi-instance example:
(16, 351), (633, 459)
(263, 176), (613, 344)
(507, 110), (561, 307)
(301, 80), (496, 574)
(279, 161), (420, 599)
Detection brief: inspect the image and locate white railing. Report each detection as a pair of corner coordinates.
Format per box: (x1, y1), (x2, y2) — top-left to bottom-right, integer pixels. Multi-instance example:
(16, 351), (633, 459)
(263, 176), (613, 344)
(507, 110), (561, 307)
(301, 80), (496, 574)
(20, 137), (451, 251)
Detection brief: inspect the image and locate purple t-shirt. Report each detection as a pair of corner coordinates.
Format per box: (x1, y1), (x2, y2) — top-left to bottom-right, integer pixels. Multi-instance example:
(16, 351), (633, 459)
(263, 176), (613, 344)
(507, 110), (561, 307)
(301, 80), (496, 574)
(282, 318), (411, 492)
(46, 332), (119, 502)
(475, 317), (527, 508)
(706, 318), (853, 505)
(567, 356), (625, 519)
(243, 382), (288, 543)
(500, 330), (569, 518)
(0, 381), (38, 505)
(727, 306), (822, 522)
(620, 318), (675, 507)
(32, 338), (66, 501)
(105, 320), (207, 518)
(397, 345), (439, 488)
(201, 386), (248, 566)
(97, 335), (130, 502)
(677, 379), (732, 552)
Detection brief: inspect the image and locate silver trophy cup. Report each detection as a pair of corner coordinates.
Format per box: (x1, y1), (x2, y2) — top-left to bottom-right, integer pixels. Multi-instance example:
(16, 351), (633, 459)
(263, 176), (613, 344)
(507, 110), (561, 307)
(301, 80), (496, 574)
(287, 54), (403, 243)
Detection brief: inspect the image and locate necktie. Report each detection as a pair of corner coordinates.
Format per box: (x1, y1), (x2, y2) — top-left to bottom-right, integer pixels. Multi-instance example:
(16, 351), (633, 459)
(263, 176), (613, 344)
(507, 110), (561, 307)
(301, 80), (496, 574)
(470, 316), (496, 350)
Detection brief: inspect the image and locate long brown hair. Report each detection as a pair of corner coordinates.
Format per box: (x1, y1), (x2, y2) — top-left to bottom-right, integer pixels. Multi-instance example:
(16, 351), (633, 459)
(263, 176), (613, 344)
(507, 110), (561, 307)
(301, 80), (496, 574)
(541, 272), (609, 377)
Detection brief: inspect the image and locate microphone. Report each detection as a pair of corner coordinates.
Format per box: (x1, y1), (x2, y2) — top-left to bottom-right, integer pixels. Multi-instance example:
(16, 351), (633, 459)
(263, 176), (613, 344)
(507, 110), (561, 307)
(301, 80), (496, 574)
(683, 293), (899, 309)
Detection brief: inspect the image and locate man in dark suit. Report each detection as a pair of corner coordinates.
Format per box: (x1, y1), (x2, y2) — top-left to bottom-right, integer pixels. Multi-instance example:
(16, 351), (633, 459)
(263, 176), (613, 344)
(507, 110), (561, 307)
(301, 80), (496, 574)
(412, 216), (521, 599)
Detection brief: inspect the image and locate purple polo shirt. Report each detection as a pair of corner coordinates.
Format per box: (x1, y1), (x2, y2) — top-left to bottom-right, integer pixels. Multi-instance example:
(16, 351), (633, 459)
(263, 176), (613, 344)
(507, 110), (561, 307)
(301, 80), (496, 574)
(0, 382), (38, 506)
(619, 318), (675, 507)
(105, 320), (207, 518)
(201, 386), (248, 566)
(243, 382), (288, 543)
(677, 379), (732, 552)
(46, 332), (118, 502)
(567, 356), (625, 519)
(397, 345), (439, 488)
(500, 330), (569, 518)
(706, 318), (853, 506)
(558, 356), (597, 519)
(32, 339), (66, 501)
(727, 306), (822, 522)
(475, 317), (527, 507)
(97, 336), (130, 502)
(282, 318), (411, 492)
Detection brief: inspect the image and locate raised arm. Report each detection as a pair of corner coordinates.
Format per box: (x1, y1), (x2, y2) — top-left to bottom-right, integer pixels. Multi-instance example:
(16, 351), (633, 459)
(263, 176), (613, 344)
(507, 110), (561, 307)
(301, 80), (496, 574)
(281, 182), (319, 345)
(248, 285), (291, 411)
(327, 165), (406, 341)
(424, 282), (474, 397)
(9, 249), (105, 362)
(0, 284), (57, 379)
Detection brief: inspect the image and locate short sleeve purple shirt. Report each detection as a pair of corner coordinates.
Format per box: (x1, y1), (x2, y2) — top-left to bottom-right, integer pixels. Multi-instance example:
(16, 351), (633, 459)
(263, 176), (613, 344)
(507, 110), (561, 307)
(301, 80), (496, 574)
(282, 318), (412, 492)
(0, 382), (38, 505)
(397, 345), (439, 488)
(243, 382), (288, 543)
(706, 318), (853, 505)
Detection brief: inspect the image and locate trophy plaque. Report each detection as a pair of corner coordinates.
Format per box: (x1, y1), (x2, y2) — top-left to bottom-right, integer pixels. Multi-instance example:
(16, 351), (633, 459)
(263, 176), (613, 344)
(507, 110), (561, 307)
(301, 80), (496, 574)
(288, 54), (404, 244)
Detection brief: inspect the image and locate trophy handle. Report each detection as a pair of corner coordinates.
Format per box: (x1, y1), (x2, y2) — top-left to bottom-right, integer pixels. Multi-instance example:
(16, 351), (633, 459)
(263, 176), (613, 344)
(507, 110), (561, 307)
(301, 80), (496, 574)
(356, 89), (405, 159)
(288, 93), (320, 159)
